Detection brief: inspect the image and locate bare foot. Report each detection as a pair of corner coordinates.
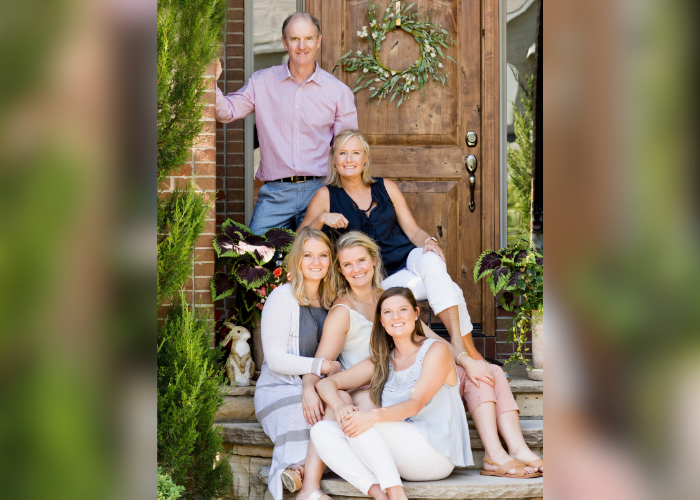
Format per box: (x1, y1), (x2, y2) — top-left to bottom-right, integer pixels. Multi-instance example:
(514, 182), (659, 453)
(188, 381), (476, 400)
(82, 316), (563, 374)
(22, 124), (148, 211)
(484, 449), (538, 475)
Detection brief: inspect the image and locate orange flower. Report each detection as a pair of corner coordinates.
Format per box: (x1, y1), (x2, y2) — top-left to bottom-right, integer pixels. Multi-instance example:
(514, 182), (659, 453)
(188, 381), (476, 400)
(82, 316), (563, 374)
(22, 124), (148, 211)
(273, 267), (282, 278)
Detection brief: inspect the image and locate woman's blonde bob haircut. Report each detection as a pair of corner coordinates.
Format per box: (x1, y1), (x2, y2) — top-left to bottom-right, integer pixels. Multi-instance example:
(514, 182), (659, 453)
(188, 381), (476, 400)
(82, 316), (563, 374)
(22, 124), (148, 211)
(325, 129), (374, 188)
(285, 227), (337, 310)
(335, 231), (384, 297)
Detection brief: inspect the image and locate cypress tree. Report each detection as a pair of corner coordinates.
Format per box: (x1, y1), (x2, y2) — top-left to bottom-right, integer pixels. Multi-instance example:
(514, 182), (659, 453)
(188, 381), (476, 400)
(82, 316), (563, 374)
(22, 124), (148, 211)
(157, 298), (229, 499)
(157, 0), (230, 497)
(158, 0), (225, 182)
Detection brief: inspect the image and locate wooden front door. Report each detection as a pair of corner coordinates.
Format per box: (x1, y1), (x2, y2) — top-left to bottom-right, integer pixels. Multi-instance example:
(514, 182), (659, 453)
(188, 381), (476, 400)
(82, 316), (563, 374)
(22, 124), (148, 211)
(307, 0), (500, 334)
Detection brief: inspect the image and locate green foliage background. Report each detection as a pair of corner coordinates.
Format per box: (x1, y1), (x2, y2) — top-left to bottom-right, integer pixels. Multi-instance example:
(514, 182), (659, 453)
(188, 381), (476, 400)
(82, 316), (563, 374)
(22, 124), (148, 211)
(157, 0), (229, 497)
(507, 72), (534, 245)
(157, 298), (230, 498)
(158, 0), (225, 183)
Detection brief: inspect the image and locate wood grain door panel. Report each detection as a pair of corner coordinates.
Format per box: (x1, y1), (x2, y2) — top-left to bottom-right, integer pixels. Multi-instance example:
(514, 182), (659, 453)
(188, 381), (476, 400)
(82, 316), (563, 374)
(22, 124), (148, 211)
(308, 0), (497, 333)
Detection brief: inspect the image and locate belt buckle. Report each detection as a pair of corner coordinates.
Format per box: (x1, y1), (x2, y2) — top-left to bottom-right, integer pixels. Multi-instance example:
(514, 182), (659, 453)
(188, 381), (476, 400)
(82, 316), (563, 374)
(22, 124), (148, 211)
(293, 176), (306, 183)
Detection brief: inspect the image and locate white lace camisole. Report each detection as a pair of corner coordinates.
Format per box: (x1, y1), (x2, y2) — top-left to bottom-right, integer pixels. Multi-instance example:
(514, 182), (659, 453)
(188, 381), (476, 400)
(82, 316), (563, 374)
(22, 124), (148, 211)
(330, 303), (373, 369)
(381, 338), (474, 467)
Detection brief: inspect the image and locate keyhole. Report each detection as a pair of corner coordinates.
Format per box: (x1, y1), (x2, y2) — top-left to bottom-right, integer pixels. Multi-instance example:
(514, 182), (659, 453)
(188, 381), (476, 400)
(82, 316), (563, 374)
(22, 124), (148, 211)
(436, 225), (443, 238)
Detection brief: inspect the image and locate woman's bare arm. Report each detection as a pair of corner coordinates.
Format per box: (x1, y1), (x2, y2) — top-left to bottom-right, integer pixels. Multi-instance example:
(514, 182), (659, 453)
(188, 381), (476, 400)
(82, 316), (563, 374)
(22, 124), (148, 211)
(340, 343), (455, 437)
(316, 358), (375, 408)
(300, 303), (352, 424)
(297, 187), (349, 231)
(301, 305), (351, 389)
(383, 179), (431, 246)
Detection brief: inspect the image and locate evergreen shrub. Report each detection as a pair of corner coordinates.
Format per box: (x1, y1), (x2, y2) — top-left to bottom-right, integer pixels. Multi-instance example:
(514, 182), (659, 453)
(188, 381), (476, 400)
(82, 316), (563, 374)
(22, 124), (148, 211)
(157, 183), (212, 307)
(157, 0), (229, 496)
(157, 296), (230, 499)
(157, 0), (225, 182)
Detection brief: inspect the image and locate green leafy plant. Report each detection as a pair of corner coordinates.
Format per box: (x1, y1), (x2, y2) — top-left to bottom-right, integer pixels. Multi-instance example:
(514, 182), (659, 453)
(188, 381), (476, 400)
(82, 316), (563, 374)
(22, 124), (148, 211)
(157, 0), (225, 182)
(158, 183), (212, 307)
(474, 239), (543, 366)
(507, 71), (535, 243)
(211, 219), (295, 330)
(338, 1), (456, 107)
(157, 296), (231, 499)
(158, 467), (185, 500)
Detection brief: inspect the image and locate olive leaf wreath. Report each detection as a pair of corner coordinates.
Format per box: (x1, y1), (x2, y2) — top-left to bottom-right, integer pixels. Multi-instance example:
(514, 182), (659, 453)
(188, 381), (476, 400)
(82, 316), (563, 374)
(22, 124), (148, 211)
(338, 2), (456, 107)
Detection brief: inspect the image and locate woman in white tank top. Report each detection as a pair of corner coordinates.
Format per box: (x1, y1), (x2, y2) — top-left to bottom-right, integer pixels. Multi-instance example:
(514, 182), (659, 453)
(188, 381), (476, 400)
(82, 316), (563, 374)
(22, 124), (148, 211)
(311, 287), (472, 500)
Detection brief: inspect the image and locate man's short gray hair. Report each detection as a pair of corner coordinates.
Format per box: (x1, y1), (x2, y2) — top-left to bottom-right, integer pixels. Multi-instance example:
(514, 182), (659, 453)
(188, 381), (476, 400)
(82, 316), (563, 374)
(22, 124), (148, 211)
(281, 13), (321, 40)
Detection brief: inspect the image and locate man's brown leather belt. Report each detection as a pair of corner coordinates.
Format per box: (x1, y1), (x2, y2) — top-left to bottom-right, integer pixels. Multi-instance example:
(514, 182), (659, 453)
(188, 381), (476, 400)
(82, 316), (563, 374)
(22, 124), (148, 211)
(273, 176), (322, 183)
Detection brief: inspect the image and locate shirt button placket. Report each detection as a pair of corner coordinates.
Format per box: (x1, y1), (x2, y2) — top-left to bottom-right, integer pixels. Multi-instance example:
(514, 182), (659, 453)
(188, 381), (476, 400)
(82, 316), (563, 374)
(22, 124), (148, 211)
(294, 87), (301, 168)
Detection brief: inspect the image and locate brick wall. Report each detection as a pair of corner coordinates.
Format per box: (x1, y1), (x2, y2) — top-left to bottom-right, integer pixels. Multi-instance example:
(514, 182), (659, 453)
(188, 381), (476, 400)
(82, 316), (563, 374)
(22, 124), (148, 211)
(494, 296), (533, 364)
(215, 0), (247, 322)
(159, 61), (218, 319)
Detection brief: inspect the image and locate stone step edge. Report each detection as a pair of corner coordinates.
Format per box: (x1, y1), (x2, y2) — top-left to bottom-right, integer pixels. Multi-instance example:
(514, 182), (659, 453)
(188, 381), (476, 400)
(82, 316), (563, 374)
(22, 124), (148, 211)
(216, 419), (543, 450)
(219, 379), (542, 397)
(258, 466), (543, 499)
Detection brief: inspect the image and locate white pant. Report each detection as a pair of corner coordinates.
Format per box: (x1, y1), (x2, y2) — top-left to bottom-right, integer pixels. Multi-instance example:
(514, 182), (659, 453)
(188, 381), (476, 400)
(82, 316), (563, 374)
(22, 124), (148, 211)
(310, 420), (454, 494)
(382, 248), (473, 335)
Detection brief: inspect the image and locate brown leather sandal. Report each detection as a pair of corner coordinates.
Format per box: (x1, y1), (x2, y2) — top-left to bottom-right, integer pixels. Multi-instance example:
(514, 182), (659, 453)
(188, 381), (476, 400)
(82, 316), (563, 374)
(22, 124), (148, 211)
(522, 458), (544, 474)
(480, 457), (541, 478)
(280, 463), (304, 492)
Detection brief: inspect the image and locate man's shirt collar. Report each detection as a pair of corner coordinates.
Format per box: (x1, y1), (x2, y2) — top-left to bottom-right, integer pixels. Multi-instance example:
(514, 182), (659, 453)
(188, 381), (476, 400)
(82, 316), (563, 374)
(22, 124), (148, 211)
(279, 61), (319, 85)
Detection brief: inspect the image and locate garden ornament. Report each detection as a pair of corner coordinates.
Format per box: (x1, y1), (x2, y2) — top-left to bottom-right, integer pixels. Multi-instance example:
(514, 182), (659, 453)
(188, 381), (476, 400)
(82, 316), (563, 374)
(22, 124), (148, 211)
(221, 322), (255, 387)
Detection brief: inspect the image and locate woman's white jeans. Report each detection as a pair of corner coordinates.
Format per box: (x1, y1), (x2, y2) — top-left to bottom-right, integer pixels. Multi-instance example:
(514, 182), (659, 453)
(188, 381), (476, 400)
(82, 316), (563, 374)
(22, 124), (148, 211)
(310, 420), (454, 494)
(382, 248), (473, 335)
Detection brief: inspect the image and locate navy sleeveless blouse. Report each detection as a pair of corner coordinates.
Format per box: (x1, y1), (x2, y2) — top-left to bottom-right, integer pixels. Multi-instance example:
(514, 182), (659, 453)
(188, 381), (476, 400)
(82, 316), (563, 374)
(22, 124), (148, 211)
(326, 178), (415, 276)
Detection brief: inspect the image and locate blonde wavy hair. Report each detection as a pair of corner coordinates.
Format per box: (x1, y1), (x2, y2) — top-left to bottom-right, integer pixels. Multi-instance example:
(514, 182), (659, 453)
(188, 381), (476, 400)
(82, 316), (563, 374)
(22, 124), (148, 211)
(325, 129), (375, 188)
(285, 227), (337, 309)
(335, 231), (385, 297)
(369, 287), (426, 406)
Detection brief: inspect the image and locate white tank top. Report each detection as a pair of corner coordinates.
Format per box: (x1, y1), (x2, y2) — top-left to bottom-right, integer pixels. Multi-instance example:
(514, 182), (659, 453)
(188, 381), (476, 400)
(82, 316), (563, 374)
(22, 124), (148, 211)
(381, 338), (474, 467)
(330, 303), (372, 369)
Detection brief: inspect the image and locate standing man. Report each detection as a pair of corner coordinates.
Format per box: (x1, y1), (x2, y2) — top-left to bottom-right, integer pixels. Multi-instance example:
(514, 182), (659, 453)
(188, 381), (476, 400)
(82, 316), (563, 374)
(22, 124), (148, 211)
(215, 13), (358, 234)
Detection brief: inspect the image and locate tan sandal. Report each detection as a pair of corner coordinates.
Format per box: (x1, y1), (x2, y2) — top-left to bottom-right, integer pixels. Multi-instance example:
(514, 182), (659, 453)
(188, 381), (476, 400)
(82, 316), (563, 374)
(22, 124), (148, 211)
(480, 457), (541, 479)
(522, 458), (544, 474)
(280, 463), (304, 493)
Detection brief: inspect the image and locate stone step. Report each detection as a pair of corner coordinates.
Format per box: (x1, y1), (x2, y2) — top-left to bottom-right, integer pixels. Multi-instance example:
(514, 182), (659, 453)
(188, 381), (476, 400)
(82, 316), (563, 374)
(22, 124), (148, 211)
(214, 366), (543, 422)
(217, 419), (543, 466)
(216, 384), (257, 422)
(258, 466), (543, 500)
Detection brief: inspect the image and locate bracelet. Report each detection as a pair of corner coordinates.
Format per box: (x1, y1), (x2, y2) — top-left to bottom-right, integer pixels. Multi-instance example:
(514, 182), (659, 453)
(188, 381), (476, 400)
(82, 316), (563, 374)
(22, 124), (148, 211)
(424, 236), (438, 246)
(456, 351), (470, 364)
(324, 359), (333, 377)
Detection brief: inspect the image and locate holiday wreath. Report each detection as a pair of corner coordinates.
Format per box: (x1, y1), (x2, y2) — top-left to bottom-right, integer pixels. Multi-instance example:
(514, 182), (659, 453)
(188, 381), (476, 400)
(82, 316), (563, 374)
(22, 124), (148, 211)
(339, 2), (456, 107)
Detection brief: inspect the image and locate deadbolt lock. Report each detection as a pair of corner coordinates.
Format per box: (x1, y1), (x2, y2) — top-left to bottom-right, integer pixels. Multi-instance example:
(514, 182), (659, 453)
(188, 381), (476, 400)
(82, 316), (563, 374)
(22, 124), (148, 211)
(466, 131), (478, 147)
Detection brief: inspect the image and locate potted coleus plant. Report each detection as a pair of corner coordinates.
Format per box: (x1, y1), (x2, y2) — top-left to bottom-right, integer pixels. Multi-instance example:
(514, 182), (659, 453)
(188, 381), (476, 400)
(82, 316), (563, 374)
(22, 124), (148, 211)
(474, 239), (543, 379)
(211, 219), (295, 369)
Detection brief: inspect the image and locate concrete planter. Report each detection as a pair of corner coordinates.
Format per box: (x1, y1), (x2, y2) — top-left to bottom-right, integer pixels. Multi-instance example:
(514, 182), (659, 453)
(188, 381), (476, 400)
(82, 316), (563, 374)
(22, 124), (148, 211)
(527, 314), (543, 381)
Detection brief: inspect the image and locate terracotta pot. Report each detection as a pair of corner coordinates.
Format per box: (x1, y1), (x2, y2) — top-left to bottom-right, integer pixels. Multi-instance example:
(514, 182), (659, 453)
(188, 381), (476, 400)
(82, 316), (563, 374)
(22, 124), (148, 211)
(527, 314), (543, 381)
(252, 321), (264, 371)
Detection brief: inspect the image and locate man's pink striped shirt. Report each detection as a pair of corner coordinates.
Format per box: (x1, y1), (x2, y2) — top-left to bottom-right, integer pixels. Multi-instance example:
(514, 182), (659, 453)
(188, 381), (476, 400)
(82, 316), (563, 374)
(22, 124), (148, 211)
(215, 62), (358, 182)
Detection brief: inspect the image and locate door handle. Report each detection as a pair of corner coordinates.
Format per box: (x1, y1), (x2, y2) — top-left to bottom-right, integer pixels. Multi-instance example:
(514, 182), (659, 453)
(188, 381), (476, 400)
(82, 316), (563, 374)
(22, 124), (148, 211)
(465, 155), (477, 212)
